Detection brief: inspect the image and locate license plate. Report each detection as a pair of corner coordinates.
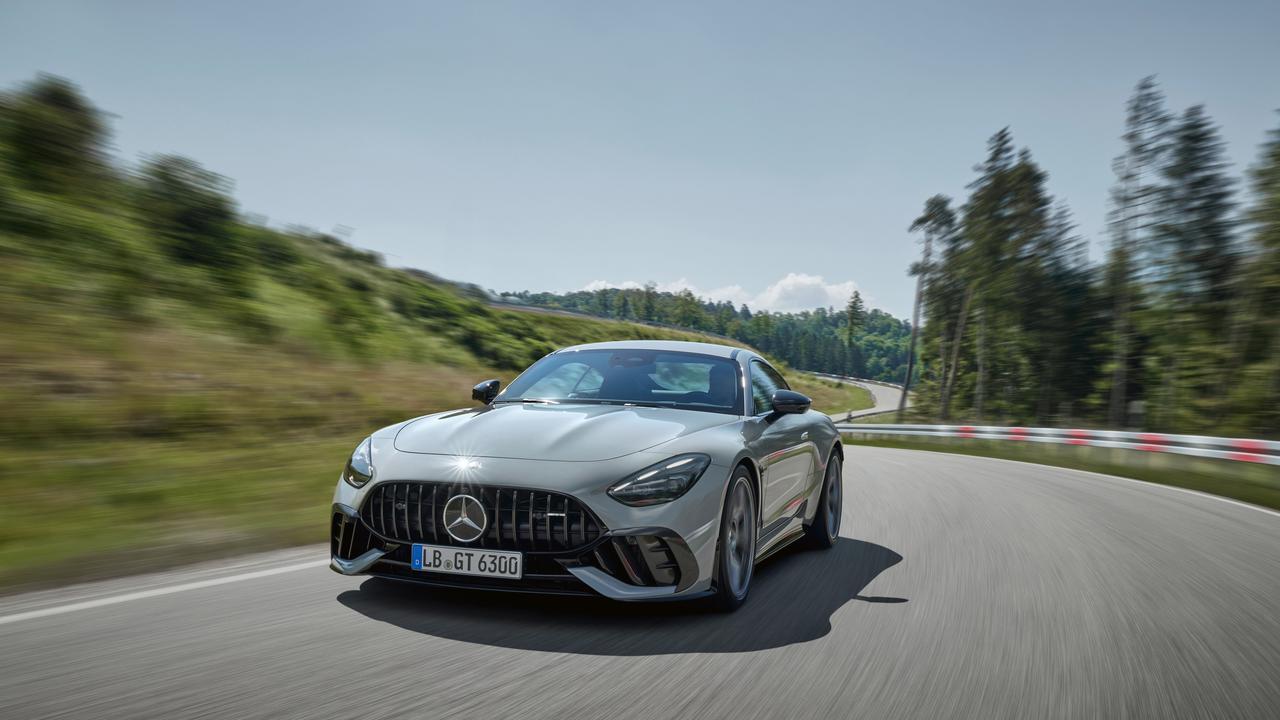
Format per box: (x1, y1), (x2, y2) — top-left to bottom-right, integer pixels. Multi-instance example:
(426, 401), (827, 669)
(411, 544), (522, 580)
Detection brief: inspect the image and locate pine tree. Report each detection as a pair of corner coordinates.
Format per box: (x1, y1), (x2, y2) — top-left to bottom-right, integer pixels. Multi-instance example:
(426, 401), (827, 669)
(1230, 115), (1280, 433)
(960, 128), (1017, 421)
(903, 195), (955, 417)
(1105, 77), (1170, 426)
(842, 290), (866, 347)
(1149, 105), (1237, 427)
(1158, 105), (1238, 328)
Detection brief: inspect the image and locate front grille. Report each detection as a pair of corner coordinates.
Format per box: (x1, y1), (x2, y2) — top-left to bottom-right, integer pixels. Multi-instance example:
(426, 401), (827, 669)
(358, 481), (606, 554)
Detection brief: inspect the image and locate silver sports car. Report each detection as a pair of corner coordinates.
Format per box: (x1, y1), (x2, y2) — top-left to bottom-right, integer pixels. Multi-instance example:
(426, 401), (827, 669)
(330, 340), (844, 610)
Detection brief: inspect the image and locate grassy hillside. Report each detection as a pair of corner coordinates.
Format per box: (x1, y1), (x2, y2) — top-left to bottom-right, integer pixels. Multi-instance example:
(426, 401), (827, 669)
(0, 75), (870, 589)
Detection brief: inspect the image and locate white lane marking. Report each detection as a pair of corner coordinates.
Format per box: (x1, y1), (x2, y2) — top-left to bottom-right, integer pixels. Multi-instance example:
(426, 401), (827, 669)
(856, 445), (1280, 519)
(0, 559), (329, 627)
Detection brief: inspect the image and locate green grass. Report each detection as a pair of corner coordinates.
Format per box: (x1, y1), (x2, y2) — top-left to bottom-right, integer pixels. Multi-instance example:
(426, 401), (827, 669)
(844, 436), (1280, 511)
(790, 376), (874, 415)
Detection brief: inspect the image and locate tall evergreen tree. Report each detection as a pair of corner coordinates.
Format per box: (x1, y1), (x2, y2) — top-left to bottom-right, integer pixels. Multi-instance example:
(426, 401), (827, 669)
(1105, 76), (1170, 425)
(1158, 105), (1238, 327)
(842, 290), (866, 346)
(960, 128), (1017, 421)
(903, 195), (955, 417)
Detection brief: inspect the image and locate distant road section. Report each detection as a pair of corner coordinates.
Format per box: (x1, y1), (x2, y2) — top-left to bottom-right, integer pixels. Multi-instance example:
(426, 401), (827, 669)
(821, 374), (909, 421)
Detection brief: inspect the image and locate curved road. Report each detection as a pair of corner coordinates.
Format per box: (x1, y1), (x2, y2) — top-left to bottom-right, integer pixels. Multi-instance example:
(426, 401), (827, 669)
(2, 447), (1278, 719)
(824, 375), (909, 421)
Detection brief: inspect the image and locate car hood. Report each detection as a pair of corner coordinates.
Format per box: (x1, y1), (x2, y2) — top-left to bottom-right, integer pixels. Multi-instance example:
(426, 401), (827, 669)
(393, 403), (736, 462)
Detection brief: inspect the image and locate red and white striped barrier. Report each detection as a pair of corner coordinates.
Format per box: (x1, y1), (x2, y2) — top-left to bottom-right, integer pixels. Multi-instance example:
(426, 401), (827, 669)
(834, 423), (1280, 466)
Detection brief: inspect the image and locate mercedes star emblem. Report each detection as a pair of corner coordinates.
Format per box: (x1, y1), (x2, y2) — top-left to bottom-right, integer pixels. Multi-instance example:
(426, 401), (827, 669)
(442, 494), (487, 543)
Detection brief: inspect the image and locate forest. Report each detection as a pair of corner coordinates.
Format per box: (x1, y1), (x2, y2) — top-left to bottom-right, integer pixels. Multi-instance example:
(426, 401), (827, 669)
(909, 78), (1277, 437)
(505, 287), (912, 384)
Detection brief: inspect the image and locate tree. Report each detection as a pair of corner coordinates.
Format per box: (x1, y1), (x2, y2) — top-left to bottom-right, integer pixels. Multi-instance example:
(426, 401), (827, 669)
(640, 283), (657, 321)
(135, 155), (245, 277)
(1157, 105), (1238, 327)
(959, 128), (1018, 421)
(1105, 76), (1170, 426)
(672, 289), (706, 328)
(4, 74), (110, 197)
(1227, 114), (1280, 433)
(1147, 105), (1237, 427)
(902, 195), (954, 417)
(842, 290), (866, 347)
(611, 290), (632, 320)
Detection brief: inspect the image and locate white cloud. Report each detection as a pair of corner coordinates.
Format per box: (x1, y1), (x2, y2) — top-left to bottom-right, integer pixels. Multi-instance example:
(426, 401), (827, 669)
(580, 272), (864, 313)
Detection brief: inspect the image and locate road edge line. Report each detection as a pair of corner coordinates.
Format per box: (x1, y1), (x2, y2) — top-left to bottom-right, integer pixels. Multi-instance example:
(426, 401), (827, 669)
(0, 559), (329, 627)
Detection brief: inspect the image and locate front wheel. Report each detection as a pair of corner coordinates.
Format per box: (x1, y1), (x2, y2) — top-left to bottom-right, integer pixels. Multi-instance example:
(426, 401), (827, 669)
(711, 468), (757, 612)
(805, 452), (842, 548)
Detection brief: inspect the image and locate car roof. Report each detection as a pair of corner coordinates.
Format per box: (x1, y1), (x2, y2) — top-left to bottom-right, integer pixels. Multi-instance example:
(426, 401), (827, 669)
(555, 339), (749, 359)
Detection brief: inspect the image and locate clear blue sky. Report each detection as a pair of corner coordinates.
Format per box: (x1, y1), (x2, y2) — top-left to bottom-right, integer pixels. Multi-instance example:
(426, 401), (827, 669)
(3, 0), (1278, 317)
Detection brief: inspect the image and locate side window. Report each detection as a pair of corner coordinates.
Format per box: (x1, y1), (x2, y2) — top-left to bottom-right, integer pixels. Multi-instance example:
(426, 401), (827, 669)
(761, 363), (790, 391)
(750, 360), (780, 415)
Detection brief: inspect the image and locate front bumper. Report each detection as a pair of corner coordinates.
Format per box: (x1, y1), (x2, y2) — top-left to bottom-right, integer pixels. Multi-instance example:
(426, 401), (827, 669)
(330, 497), (708, 601)
(330, 450), (729, 600)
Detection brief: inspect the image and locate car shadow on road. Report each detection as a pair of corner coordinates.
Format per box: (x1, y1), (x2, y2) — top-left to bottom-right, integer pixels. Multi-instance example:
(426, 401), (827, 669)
(335, 537), (905, 655)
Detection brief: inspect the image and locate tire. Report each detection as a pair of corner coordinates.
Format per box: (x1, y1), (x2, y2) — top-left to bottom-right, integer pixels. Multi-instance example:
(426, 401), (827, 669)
(711, 467), (757, 612)
(804, 452), (842, 549)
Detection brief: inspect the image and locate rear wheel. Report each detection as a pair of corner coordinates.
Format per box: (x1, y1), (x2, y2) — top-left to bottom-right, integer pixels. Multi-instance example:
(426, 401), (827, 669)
(805, 452), (842, 548)
(712, 468), (757, 612)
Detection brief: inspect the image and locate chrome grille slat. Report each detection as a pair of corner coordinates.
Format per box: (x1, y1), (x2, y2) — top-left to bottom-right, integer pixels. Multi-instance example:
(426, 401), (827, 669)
(400, 483), (411, 541)
(430, 484), (439, 543)
(561, 495), (569, 547)
(413, 484), (424, 539)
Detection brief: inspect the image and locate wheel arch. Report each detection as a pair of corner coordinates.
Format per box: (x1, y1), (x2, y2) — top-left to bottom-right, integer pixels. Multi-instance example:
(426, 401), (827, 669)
(730, 454), (762, 528)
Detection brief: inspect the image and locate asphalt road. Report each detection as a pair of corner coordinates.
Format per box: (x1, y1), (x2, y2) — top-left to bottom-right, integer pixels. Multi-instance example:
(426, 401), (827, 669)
(826, 376), (908, 420)
(2, 447), (1278, 719)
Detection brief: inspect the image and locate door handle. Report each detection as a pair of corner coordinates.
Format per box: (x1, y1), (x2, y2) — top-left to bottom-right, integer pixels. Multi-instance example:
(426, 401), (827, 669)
(801, 431), (809, 440)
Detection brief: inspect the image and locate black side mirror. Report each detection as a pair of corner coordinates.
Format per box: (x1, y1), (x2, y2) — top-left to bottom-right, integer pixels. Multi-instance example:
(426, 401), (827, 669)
(771, 389), (811, 415)
(472, 379), (501, 405)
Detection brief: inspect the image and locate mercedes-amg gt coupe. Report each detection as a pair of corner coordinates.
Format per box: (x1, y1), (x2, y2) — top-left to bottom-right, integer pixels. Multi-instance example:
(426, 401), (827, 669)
(330, 340), (844, 610)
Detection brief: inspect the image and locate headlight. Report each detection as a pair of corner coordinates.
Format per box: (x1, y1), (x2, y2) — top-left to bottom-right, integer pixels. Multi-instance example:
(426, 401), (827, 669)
(343, 437), (374, 488)
(608, 454), (712, 507)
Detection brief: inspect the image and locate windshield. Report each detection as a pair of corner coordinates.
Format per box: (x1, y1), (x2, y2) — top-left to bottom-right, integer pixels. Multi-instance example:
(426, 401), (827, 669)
(496, 349), (743, 415)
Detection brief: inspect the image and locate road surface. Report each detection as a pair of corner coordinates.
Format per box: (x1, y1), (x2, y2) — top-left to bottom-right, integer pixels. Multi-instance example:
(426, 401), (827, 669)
(2, 447), (1277, 719)
(825, 375), (909, 420)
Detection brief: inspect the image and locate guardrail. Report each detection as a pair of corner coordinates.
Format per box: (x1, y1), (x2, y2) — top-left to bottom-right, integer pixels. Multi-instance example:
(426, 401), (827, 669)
(835, 423), (1280, 465)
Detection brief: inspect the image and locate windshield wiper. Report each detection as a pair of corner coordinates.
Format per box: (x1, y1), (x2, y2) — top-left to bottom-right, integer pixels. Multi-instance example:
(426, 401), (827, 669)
(595, 400), (676, 408)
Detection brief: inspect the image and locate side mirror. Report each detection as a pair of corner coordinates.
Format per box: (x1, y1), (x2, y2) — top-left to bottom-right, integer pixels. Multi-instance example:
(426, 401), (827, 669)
(472, 379), (501, 405)
(771, 389), (811, 415)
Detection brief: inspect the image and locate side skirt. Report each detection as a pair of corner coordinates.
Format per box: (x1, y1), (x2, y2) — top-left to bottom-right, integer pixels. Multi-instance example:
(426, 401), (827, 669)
(754, 526), (806, 564)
